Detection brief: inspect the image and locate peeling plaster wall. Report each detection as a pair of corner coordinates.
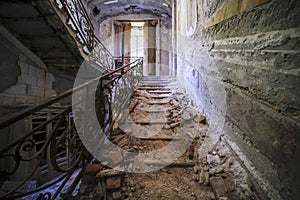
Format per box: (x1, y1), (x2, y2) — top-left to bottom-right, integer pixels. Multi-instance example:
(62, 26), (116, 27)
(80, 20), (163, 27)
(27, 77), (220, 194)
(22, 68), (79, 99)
(177, 0), (300, 198)
(0, 25), (74, 111)
(0, 25), (75, 181)
(0, 26), (55, 110)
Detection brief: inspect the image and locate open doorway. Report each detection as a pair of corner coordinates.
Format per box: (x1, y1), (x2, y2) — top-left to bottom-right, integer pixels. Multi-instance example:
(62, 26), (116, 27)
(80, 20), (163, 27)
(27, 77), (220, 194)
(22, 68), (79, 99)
(113, 20), (159, 76)
(130, 22), (144, 58)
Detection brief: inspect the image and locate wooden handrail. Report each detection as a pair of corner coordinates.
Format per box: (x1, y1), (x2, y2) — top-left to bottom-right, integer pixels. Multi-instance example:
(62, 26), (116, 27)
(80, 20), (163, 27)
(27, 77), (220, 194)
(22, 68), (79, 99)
(0, 58), (142, 129)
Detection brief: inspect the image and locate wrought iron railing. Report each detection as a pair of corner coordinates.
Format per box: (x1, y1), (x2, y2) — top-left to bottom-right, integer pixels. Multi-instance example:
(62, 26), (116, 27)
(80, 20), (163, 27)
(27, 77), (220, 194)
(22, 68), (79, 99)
(52, 0), (115, 71)
(0, 58), (143, 199)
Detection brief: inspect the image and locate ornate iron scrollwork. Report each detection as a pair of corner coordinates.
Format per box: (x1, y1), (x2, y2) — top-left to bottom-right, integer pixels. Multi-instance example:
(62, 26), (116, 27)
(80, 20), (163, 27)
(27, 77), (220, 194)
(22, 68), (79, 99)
(54, 0), (115, 71)
(0, 57), (143, 199)
(0, 108), (86, 199)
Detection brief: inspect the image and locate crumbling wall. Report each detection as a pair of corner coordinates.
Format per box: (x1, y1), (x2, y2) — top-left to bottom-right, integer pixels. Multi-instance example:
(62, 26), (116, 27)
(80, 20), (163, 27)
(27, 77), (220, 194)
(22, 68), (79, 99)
(177, 0), (300, 198)
(0, 25), (75, 110)
(0, 25), (56, 109)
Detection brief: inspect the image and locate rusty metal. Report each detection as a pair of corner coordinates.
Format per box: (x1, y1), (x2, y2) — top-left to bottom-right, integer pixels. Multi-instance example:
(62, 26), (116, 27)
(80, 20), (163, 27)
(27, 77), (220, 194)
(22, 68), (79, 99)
(0, 58), (143, 130)
(53, 0), (115, 71)
(0, 0), (144, 198)
(0, 57), (143, 200)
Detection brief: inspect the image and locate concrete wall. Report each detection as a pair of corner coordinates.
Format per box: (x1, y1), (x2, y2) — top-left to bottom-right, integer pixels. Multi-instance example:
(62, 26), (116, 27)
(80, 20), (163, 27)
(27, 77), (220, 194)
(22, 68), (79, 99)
(0, 25), (55, 109)
(177, 0), (300, 199)
(0, 24), (75, 110)
(0, 24), (75, 181)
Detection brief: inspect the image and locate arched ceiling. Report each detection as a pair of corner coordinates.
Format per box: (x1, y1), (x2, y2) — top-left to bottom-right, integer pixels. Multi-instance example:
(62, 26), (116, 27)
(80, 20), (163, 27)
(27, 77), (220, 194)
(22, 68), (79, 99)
(84, 0), (173, 21)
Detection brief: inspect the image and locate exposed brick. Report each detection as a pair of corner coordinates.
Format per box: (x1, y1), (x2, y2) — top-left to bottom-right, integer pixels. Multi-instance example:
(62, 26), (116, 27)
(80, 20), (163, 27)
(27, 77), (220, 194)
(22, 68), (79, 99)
(85, 164), (101, 175)
(27, 86), (44, 97)
(18, 74), (37, 86)
(0, 93), (15, 105)
(106, 175), (121, 190)
(36, 77), (46, 87)
(3, 84), (27, 96)
(15, 95), (37, 105)
(18, 61), (29, 74)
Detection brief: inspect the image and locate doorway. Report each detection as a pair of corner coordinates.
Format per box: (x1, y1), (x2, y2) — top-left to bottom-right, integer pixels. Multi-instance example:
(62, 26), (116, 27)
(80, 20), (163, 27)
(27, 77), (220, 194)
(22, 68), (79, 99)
(113, 20), (159, 76)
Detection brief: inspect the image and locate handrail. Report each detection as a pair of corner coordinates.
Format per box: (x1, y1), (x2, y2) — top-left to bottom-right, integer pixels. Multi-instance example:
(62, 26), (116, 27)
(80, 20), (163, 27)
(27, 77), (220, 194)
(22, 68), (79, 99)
(53, 0), (114, 71)
(0, 57), (143, 199)
(0, 58), (142, 130)
(94, 32), (113, 58)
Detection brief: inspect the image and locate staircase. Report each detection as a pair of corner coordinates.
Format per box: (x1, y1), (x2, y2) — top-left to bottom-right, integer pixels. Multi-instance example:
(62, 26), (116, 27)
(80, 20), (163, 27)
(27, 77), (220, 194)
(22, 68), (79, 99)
(78, 76), (211, 199)
(0, 57), (143, 200)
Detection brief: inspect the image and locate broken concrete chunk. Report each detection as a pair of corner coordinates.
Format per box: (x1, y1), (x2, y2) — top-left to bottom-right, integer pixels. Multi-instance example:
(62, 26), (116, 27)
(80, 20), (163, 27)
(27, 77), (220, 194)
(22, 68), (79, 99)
(207, 154), (221, 165)
(111, 191), (122, 199)
(210, 177), (228, 199)
(108, 151), (123, 165)
(209, 167), (216, 176)
(85, 164), (101, 175)
(194, 114), (207, 124)
(106, 176), (122, 190)
(215, 166), (225, 174)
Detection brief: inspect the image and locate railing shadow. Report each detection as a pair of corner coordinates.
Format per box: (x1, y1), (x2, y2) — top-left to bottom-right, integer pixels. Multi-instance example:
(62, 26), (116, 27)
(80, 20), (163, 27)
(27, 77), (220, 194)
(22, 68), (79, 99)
(0, 58), (143, 199)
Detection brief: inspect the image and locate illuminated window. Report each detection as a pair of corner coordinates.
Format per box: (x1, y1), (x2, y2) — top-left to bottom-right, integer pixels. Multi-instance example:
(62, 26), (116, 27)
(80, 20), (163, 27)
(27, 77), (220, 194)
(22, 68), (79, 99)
(130, 23), (144, 57)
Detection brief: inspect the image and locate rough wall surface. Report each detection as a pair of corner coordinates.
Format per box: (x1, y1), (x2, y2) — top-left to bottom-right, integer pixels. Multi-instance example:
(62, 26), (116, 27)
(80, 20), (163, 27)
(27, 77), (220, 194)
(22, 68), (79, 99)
(0, 25), (74, 109)
(0, 30), (55, 108)
(177, 0), (300, 198)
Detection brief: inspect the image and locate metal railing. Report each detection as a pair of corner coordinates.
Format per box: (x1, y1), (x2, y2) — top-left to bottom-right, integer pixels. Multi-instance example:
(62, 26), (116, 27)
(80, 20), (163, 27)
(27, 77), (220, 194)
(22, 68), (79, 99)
(53, 0), (115, 71)
(0, 58), (143, 199)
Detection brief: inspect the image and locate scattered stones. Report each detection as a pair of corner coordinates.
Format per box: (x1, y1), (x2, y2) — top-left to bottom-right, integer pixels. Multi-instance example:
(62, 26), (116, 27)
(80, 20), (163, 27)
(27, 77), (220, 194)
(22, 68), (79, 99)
(193, 165), (201, 174)
(207, 154), (221, 165)
(107, 151), (123, 165)
(111, 191), (122, 199)
(216, 166), (224, 174)
(198, 139), (258, 199)
(106, 175), (122, 190)
(210, 177), (228, 199)
(209, 167), (216, 176)
(80, 77), (257, 200)
(194, 115), (207, 125)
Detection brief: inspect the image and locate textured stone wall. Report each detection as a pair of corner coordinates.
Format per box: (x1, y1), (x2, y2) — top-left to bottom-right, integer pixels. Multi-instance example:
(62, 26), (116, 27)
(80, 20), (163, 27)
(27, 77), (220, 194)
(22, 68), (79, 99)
(0, 25), (75, 181)
(177, 0), (300, 198)
(0, 25), (74, 109)
(0, 27), (56, 108)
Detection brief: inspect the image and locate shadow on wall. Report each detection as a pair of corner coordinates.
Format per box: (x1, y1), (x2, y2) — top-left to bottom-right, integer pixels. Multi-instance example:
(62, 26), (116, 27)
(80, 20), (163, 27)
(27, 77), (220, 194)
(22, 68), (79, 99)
(178, 57), (212, 116)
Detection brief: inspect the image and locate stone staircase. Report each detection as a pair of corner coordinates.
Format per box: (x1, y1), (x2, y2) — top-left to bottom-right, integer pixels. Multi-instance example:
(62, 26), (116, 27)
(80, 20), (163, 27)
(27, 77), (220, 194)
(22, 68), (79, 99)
(74, 76), (211, 199)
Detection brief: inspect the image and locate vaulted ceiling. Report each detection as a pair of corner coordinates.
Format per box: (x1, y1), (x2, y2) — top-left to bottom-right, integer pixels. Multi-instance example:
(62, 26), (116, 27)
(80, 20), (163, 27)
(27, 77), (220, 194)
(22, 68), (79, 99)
(84, 0), (173, 21)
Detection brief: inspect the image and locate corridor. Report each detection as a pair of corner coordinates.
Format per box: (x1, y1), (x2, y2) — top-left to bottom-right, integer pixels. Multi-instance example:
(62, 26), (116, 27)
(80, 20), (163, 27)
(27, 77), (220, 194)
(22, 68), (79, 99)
(0, 0), (299, 200)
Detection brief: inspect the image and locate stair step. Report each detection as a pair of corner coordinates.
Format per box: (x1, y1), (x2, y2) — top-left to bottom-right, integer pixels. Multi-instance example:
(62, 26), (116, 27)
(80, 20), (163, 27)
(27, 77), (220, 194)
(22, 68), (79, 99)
(147, 100), (170, 105)
(137, 87), (171, 90)
(140, 137), (182, 141)
(150, 94), (172, 99)
(126, 120), (167, 124)
(142, 108), (170, 113)
(148, 90), (172, 94)
(144, 161), (195, 167)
